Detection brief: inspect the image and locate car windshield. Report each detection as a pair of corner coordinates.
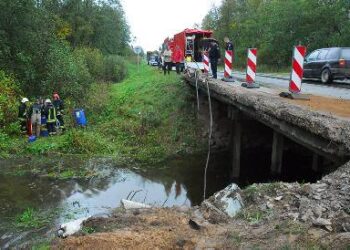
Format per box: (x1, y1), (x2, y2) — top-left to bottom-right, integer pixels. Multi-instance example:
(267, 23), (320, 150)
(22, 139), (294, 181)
(341, 49), (350, 59)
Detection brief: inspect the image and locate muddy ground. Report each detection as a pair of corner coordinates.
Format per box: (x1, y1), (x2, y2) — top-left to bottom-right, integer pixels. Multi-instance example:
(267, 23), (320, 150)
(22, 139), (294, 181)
(52, 161), (350, 249)
(287, 95), (350, 119)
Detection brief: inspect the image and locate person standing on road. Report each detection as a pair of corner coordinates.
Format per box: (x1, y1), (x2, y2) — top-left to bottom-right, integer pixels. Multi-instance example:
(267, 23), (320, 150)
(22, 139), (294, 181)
(209, 42), (220, 79)
(224, 37), (234, 52)
(163, 46), (172, 75)
(173, 45), (184, 74)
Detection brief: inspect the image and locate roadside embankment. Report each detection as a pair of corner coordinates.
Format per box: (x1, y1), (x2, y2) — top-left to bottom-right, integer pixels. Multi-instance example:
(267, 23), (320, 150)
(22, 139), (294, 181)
(0, 63), (205, 167)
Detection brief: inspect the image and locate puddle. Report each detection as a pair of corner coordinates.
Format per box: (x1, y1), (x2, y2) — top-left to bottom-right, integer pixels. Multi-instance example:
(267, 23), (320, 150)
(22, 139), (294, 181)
(0, 153), (230, 247)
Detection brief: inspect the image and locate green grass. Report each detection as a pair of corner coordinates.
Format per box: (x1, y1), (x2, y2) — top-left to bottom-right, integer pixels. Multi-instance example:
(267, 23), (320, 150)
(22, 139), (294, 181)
(82, 226), (96, 234)
(15, 208), (48, 229)
(236, 208), (266, 224)
(0, 62), (204, 167)
(31, 242), (50, 250)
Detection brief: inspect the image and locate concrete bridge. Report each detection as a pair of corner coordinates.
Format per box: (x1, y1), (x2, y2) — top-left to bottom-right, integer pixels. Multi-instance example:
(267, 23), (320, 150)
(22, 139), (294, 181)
(184, 71), (350, 179)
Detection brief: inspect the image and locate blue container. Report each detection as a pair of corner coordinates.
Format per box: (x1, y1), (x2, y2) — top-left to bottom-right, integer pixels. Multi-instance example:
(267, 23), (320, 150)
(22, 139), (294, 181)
(74, 109), (87, 126)
(28, 135), (36, 143)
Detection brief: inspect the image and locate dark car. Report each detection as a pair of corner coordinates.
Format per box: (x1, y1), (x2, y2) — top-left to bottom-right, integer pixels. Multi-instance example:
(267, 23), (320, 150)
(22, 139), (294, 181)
(303, 47), (350, 84)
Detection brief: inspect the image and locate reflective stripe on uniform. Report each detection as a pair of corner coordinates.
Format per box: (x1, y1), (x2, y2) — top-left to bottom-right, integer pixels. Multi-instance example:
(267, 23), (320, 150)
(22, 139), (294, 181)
(47, 108), (57, 123)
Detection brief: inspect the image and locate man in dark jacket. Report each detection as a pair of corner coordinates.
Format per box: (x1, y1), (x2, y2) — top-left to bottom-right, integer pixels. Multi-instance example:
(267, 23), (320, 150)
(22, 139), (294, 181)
(18, 97), (29, 134)
(53, 93), (65, 131)
(209, 42), (220, 79)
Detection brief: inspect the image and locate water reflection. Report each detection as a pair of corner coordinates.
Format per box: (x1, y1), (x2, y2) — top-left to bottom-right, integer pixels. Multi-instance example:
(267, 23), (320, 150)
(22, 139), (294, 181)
(59, 169), (191, 223)
(0, 153), (230, 247)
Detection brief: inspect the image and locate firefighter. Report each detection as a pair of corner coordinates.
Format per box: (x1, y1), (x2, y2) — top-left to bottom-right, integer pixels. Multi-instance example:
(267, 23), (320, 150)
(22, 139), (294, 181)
(53, 92), (65, 131)
(18, 97), (29, 134)
(209, 42), (220, 79)
(29, 98), (42, 137)
(44, 99), (57, 135)
(173, 45), (184, 74)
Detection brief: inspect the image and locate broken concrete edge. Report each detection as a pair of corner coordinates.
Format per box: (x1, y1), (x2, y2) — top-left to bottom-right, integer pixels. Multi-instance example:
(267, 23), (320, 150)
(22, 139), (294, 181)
(183, 73), (350, 156)
(203, 183), (244, 218)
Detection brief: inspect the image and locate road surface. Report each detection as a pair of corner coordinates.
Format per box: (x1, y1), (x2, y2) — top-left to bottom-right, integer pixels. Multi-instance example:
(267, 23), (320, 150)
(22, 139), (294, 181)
(217, 71), (350, 100)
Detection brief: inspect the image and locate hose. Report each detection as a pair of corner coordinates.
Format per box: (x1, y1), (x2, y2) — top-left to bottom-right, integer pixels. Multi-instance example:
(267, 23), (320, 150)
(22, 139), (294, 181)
(183, 48), (213, 201)
(203, 77), (213, 201)
(194, 70), (200, 111)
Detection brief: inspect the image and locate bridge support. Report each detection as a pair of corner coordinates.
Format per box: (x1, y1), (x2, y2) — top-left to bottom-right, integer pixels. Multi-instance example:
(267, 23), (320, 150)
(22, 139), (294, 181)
(271, 131), (284, 175)
(229, 107), (242, 178)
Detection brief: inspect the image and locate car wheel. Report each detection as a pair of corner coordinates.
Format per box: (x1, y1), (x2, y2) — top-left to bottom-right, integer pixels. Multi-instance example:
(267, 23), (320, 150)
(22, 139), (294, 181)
(320, 68), (332, 84)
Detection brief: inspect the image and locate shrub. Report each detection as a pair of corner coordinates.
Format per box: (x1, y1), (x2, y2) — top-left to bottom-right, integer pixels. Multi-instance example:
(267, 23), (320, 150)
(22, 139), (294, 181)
(74, 48), (104, 80)
(0, 71), (22, 133)
(42, 41), (92, 101)
(103, 55), (127, 82)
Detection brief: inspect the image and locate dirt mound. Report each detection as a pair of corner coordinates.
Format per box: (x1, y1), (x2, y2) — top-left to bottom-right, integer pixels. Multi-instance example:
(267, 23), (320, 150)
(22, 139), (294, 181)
(53, 208), (203, 249)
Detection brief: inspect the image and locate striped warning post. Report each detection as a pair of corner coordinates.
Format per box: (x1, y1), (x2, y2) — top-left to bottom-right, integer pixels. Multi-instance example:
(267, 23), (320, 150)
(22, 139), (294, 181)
(289, 45), (307, 93)
(246, 48), (257, 85)
(203, 51), (210, 73)
(224, 50), (233, 78)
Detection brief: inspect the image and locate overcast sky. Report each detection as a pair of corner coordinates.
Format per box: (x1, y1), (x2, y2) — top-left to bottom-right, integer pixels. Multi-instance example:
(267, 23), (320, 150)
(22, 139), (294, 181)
(120, 0), (222, 51)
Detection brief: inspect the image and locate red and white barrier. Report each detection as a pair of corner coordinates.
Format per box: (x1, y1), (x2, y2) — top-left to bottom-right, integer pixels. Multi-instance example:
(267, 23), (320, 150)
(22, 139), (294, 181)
(289, 45), (307, 93)
(224, 50), (233, 78)
(246, 48), (257, 85)
(203, 51), (210, 73)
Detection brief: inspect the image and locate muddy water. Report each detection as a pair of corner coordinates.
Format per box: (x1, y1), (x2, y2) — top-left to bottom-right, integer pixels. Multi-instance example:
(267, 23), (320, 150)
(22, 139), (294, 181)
(0, 153), (230, 248)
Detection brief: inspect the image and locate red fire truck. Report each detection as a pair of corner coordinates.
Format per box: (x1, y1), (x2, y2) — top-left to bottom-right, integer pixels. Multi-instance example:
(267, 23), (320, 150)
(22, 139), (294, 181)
(162, 28), (214, 70)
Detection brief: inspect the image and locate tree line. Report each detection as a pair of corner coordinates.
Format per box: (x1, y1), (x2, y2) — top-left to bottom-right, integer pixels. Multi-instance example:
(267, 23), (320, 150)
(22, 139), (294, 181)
(202, 0), (350, 69)
(0, 0), (130, 132)
(0, 0), (130, 97)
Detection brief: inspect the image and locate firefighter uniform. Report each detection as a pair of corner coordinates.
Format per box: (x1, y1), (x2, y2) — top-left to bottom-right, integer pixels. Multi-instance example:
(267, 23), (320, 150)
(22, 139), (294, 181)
(44, 99), (57, 135)
(53, 97), (65, 131)
(18, 98), (29, 134)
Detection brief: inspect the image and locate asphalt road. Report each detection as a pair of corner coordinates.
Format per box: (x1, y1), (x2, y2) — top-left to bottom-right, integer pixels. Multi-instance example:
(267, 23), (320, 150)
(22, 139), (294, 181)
(217, 71), (350, 100)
